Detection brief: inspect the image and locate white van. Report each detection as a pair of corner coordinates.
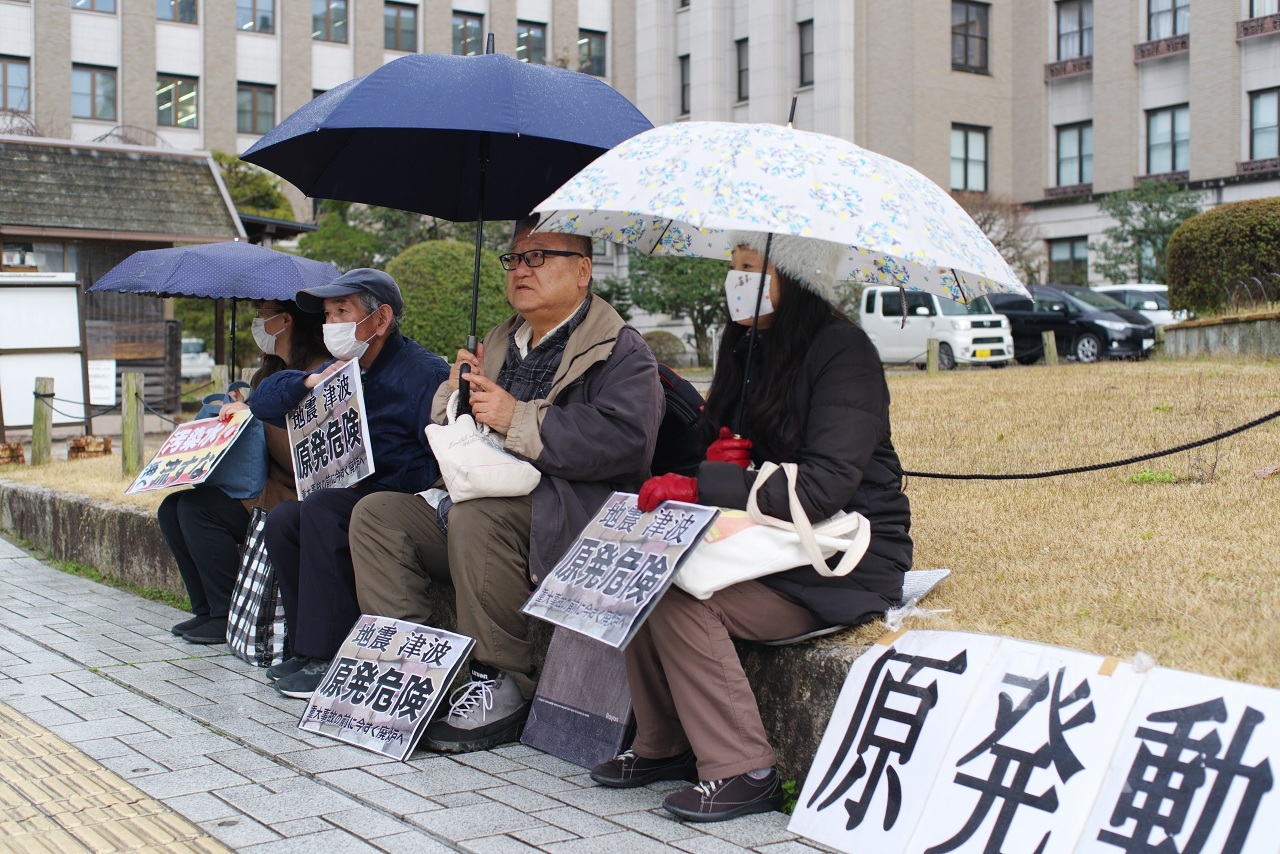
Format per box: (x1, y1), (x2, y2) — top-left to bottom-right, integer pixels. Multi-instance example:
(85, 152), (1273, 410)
(859, 286), (1015, 369)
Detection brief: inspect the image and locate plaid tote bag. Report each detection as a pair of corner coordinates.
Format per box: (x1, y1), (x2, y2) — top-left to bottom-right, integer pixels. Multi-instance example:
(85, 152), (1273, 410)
(227, 507), (288, 667)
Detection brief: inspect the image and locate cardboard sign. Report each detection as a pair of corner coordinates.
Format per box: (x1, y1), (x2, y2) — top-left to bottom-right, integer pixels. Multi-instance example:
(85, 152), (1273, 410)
(790, 630), (1280, 854)
(299, 615), (473, 761)
(286, 361), (375, 499)
(521, 493), (719, 648)
(125, 410), (254, 494)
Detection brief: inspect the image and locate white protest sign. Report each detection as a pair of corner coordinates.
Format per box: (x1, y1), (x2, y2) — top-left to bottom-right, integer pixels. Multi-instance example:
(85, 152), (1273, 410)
(285, 361), (374, 499)
(299, 615), (473, 761)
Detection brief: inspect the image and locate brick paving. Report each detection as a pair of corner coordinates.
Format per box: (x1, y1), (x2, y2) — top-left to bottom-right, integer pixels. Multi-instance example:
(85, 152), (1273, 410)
(0, 535), (833, 853)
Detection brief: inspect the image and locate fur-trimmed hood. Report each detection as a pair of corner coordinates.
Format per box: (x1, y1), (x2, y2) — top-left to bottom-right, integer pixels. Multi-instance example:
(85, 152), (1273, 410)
(727, 232), (845, 302)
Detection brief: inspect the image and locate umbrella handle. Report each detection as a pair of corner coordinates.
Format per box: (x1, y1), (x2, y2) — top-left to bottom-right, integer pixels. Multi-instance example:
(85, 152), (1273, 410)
(457, 333), (479, 415)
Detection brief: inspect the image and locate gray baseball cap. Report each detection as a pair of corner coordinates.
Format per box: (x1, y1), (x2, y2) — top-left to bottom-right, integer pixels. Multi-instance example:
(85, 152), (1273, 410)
(296, 268), (404, 314)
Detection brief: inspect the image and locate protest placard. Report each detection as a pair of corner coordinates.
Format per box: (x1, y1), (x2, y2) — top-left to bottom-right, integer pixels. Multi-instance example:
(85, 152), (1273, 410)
(285, 361), (374, 498)
(521, 493), (718, 649)
(299, 615), (473, 761)
(125, 409), (254, 495)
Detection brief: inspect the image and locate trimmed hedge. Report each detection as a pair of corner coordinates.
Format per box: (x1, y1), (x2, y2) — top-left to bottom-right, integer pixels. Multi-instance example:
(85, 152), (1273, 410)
(386, 240), (512, 358)
(1166, 197), (1280, 315)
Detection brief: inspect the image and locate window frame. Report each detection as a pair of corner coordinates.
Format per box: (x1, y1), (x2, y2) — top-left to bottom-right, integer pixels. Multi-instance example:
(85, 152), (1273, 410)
(1148, 0), (1189, 40)
(71, 0), (115, 14)
(578, 29), (607, 77)
(950, 123), (989, 192)
(1056, 0), (1092, 60)
(1146, 103), (1190, 174)
(735, 38), (749, 102)
(155, 0), (196, 24)
(678, 54), (690, 116)
(236, 82), (276, 135)
(237, 0), (274, 33)
(0, 56), (30, 114)
(453, 12), (483, 57)
(798, 20), (814, 87)
(1055, 121), (1093, 186)
(1250, 88), (1279, 161)
(156, 74), (198, 129)
(384, 2), (417, 52)
(1047, 237), (1089, 287)
(312, 0), (348, 43)
(951, 0), (990, 73)
(516, 20), (546, 65)
(71, 64), (117, 121)
(1252, 0), (1280, 17)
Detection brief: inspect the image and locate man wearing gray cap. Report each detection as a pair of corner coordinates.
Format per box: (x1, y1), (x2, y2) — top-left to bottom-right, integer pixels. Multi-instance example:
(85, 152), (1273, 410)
(249, 268), (450, 698)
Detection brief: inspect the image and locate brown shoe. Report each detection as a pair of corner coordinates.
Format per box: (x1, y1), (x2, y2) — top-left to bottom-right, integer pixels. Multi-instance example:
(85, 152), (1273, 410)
(590, 749), (698, 788)
(663, 769), (783, 822)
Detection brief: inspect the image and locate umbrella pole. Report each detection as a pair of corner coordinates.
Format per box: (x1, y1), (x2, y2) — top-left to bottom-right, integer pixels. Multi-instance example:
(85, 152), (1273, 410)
(229, 298), (237, 381)
(459, 132), (491, 414)
(733, 232), (775, 436)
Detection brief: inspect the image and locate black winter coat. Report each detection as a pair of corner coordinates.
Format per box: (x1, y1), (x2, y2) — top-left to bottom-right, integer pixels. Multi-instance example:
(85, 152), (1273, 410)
(697, 318), (913, 626)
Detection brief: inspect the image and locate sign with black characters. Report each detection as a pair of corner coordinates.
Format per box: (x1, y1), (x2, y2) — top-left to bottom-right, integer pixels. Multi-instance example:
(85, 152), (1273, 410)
(298, 615), (473, 760)
(286, 361), (374, 498)
(521, 493), (719, 648)
(126, 410), (255, 494)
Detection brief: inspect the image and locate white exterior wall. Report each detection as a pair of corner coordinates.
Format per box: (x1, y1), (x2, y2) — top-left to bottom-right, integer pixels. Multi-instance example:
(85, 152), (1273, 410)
(236, 31), (280, 85)
(0, 3), (34, 57)
(70, 10), (120, 68)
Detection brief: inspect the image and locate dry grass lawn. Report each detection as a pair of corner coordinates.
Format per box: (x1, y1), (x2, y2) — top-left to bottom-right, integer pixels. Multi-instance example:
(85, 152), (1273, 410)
(2, 358), (1278, 686)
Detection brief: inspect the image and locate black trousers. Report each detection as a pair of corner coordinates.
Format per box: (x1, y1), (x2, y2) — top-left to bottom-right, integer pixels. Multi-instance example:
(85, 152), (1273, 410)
(157, 488), (251, 619)
(264, 485), (382, 660)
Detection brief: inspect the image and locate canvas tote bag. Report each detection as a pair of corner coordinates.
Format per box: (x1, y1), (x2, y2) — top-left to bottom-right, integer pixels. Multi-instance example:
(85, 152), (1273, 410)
(425, 391), (541, 502)
(226, 507), (288, 667)
(674, 461), (871, 600)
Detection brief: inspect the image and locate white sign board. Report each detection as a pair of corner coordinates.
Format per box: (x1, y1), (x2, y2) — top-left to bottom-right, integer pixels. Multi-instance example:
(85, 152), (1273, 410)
(88, 359), (116, 406)
(285, 361), (375, 498)
(0, 353), (86, 426)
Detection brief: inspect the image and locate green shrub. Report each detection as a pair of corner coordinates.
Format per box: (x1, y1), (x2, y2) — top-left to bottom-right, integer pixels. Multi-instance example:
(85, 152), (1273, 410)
(386, 240), (512, 358)
(1166, 197), (1280, 315)
(643, 330), (688, 364)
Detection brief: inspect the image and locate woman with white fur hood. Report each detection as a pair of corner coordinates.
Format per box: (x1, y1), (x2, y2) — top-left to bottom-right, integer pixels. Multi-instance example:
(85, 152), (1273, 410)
(589, 232), (914, 822)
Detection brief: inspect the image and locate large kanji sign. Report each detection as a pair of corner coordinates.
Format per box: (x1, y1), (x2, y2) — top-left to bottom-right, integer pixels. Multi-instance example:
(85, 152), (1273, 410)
(126, 410), (255, 494)
(285, 361), (374, 499)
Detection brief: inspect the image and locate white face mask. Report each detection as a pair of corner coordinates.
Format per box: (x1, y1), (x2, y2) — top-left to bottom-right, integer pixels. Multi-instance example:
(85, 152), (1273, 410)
(724, 270), (774, 323)
(251, 316), (279, 355)
(323, 317), (376, 362)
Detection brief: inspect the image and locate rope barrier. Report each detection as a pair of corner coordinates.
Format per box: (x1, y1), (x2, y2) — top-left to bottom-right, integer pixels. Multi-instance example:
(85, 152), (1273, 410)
(31, 393), (121, 420)
(136, 394), (180, 426)
(904, 407), (1280, 480)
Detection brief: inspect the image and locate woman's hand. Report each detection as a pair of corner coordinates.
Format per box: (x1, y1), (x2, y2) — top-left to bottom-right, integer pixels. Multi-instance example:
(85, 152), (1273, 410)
(638, 474), (698, 512)
(218, 401), (249, 421)
(707, 426), (752, 468)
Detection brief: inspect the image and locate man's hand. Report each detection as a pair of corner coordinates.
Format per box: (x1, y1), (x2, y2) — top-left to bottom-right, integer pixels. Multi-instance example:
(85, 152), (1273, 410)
(466, 372), (516, 433)
(707, 426), (752, 468)
(638, 474), (699, 512)
(447, 343), (485, 392)
(304, 361), (345, 389)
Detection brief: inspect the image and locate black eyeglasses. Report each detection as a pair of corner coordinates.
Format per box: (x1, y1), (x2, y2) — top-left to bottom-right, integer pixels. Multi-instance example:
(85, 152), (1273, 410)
(498, 249), (585, 271)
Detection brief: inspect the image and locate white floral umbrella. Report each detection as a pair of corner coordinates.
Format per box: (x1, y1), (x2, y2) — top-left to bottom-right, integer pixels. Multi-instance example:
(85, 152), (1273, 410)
(533, 121), (1028, 303)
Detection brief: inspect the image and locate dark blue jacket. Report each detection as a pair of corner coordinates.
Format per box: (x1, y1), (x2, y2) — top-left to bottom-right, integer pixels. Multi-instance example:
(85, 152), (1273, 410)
(250, 333), (450, 495)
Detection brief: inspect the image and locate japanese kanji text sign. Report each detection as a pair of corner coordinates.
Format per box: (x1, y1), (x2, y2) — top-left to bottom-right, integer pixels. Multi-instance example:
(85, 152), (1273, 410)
(299, 615), (473, 760)
(126, 410), (254, 495)
(286, 361), (374, 499)
(790, 630), (1279, 854)
(521, 493), (719, 648)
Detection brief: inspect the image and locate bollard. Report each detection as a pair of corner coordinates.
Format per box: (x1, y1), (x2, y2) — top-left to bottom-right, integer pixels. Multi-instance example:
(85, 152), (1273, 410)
(210, 365), (230, 394)
(122, 371), (146, 477)
(1042, 331), (1059, 367)
(240, 367), (255, 385)
(32, 377), (53, 465)
(926, 338), (940, 374)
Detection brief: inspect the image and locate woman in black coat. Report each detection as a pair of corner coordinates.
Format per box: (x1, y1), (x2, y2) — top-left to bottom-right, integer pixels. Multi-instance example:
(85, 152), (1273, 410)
(590, 232), (912, 822)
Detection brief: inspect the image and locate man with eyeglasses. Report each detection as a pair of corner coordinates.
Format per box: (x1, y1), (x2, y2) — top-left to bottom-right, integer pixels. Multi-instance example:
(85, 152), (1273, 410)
(349, 215), (663, 753)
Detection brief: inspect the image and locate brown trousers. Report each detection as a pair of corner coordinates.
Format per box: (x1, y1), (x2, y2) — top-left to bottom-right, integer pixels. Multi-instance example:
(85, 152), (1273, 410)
(348, 491), (538, 698)
(625, 581), (824, 781)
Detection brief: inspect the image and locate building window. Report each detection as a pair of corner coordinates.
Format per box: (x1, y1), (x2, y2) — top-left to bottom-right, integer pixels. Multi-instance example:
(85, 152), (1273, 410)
(453, 13), (483, 56)
(735, 38), (749, 102)
(1251, 89), (1279, 160)
(1147, 104), (1189, 174)
(312, 0), (347, 42)
(237, 83), (275, 134)
(951, 1), (989, 73)
(1148, 0), (1189, 40)
(1253, 0), (1279, 17)
(72, 65), (116, 121)
(1056, 122), (1093, 186)
(385, 3), (416, 51)
(0, 57), (29, 113)
(798, 20), (814, 86)
(678, 0), (690, 7)
(678, 55), (690, 116)
(156, 0), (196, 24)
(237, 0), (273, 32)
(156, 75), (197, 128)
(950, 124), (988, 192)
(579, 29), (606, 76)
(517, 21), (546, 65)
(1057, 0), (1092, 59)
(1048, 237), (1088, 286)
(71, 0), (115, 13)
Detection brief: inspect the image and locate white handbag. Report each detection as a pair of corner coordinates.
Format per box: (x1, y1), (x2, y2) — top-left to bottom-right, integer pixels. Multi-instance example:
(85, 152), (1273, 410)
(673, 461), (871, 600)
(425, 391), (541, 503)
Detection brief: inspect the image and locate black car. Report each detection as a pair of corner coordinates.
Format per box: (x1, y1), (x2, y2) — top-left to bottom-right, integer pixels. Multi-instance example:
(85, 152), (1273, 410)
(969, 285), (1155, 364)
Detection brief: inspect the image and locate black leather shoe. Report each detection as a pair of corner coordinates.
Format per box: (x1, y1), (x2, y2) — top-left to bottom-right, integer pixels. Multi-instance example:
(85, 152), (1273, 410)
(591, 749), (698, 788)
(171, 615), (210, 636)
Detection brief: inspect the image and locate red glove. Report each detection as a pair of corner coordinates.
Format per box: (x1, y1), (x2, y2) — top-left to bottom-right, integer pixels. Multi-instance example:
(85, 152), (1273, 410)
(706, 426), (753, 469)
(638, 474), (698, 512)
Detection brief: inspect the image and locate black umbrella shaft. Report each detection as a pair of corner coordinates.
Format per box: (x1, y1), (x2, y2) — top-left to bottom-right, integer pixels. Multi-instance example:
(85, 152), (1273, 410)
(459, 133), (491, 414)
(230, 298), (237, 380)
(733, 233), (774, 436)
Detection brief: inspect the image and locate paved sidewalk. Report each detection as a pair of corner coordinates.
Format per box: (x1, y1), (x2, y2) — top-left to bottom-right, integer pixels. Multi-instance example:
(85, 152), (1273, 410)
(0, 535), (831, 853)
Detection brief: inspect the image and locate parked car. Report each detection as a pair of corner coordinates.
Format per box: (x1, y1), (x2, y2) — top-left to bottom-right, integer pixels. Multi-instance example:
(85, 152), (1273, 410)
(969, 285), (1155, 364)
(859, 286), (1014, 369)
(181, 337), (214, 381)
(1090, 284), (1186, 328)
